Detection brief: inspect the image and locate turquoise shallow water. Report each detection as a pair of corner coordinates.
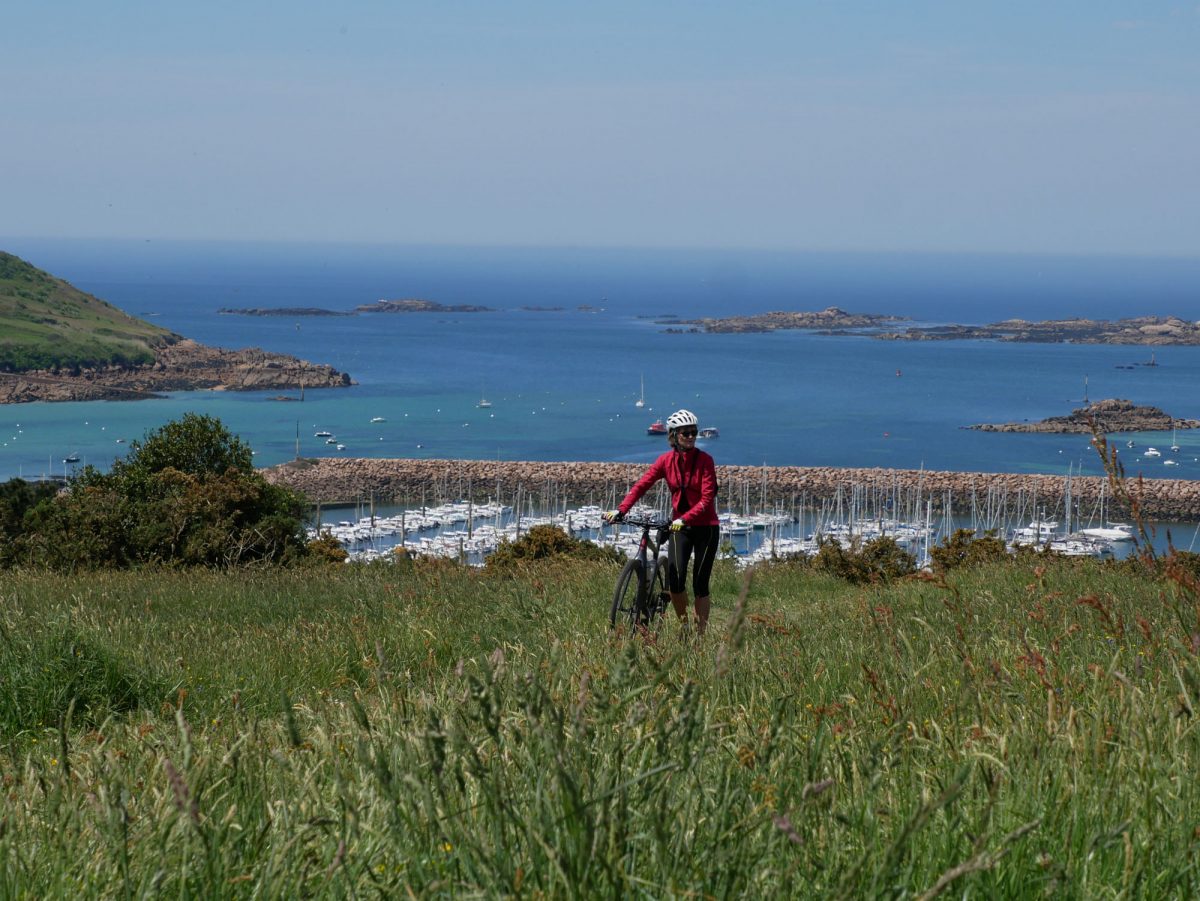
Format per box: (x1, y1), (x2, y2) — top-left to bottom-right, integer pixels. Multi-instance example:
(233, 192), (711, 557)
(2, 240), (1200, 484)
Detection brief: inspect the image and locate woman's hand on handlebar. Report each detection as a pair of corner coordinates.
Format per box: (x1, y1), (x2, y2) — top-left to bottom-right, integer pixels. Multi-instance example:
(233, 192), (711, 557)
(602, 510), (624, 524)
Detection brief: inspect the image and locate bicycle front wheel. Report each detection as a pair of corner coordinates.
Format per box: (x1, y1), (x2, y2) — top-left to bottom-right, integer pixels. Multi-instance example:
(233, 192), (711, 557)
(610, 558), (646, 629)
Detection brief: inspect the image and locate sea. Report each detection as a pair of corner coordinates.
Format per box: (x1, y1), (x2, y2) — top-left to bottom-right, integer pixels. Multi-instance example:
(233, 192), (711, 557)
(4, 238), (1200, 494)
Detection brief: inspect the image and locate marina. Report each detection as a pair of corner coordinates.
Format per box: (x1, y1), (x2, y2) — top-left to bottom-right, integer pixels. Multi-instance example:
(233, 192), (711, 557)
(311, 479), (1188, 567)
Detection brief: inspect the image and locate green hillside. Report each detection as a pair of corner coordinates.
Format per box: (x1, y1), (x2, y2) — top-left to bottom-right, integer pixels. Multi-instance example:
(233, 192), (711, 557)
(0, 251), (177, 372)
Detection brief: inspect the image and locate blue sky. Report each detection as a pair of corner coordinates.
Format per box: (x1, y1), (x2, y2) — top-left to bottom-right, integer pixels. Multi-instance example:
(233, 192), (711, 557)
(2, 1), (1197, 254)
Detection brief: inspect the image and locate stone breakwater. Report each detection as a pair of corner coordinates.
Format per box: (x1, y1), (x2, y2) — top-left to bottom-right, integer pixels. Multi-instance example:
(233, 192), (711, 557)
(263, 457), (1200, 523)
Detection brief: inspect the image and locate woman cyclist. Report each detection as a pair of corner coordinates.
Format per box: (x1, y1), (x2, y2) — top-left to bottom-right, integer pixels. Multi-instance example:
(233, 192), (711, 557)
(604, 409), (720, 635)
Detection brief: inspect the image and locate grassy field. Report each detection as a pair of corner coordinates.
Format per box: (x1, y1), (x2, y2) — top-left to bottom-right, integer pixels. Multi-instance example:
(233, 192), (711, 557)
(2, 554), (1199, 897)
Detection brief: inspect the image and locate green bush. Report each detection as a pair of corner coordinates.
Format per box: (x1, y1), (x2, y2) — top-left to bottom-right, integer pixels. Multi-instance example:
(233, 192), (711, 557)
(305, 531), (351, 566)
(8, 414), (310, 570)
(485, 524), (622, 571)
(0, 478), (60, 565)
(797, 535), (916, 584)
(929, 528), (1011, 572)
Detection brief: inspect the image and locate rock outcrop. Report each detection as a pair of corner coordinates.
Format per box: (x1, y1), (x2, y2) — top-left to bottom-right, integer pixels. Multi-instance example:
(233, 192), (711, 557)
(354, 299), (494, 313)
(879, 316), (1200, 345)
(664, 307), (906, 334)
(0, 339), (352, 403)
(971, 399), (1199, 433)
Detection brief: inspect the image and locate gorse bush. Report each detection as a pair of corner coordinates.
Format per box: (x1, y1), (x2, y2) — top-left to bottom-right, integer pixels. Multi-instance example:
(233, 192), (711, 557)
(792, 535), (916, 584)
(929, 527), (1012, 572)
(4, 413), (311, 570)
(485, 523), (622, 570)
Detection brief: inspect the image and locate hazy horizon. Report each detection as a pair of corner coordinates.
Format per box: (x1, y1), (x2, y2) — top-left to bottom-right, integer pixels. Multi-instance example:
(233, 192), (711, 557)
(2, 3), (1197, 257)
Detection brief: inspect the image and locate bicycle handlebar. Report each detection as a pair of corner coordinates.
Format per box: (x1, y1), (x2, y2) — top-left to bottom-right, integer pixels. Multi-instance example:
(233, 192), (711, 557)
(616, 513), (671, 530)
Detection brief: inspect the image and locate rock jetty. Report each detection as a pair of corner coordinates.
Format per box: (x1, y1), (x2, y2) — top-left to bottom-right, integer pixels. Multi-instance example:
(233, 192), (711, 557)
(263, 457), (1200, 522)
(971, 399), (1200, 434)
(0, 339), (352, 403)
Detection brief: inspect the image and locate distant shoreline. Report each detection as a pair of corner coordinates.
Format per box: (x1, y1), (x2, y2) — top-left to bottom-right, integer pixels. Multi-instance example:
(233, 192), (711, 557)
(665, 307), (1200, 345)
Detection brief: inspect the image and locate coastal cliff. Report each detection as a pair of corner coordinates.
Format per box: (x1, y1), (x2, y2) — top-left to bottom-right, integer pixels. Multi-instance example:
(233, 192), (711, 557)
(263, 457), (1200, 522)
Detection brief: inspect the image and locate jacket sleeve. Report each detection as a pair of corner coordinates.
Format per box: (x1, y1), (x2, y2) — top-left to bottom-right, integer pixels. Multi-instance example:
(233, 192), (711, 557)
(618, 455), (666, 515)
(682, 454), (717, 524)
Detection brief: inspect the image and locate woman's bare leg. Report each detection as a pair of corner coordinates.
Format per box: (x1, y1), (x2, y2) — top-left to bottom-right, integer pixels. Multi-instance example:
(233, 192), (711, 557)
(670, 591), (689, 624)
(694, 595), (710, 635)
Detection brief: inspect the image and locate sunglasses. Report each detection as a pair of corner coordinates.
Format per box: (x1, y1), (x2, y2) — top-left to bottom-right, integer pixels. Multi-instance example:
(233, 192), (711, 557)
(677, 429), (698, 438)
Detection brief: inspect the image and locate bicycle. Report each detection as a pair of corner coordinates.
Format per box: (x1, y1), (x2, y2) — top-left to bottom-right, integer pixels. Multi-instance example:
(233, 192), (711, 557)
(609, 513), (672, 629)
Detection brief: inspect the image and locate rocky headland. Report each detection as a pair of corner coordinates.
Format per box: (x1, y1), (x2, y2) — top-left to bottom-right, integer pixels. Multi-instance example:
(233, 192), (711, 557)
(662, 306), (906, 334)
(263, 456), (1200, 522)
(970, 398), (1199, 434)
(0, 339), (353, 403)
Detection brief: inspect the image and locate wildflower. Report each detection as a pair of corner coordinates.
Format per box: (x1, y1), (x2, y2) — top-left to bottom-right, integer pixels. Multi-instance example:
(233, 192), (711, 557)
(442, 842), (454, 853)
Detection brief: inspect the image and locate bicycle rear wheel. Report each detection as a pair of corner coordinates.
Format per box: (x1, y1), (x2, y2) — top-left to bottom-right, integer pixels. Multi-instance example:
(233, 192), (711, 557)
(610, 558), (646, 628)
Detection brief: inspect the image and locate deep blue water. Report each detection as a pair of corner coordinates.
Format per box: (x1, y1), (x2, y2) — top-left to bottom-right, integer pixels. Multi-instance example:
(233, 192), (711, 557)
(3, 238), (1200, 484)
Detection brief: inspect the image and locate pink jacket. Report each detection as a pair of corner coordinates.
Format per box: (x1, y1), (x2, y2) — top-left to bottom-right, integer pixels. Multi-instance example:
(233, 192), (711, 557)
(618, 448), (719, 526)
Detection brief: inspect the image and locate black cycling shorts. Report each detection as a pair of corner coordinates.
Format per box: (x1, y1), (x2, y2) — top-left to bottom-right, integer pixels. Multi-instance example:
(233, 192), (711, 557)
(666, 525), (720, 597)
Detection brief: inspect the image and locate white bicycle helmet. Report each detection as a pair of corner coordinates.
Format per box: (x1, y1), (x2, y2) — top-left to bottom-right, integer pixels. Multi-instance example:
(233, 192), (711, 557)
(666, 409), (698, 430)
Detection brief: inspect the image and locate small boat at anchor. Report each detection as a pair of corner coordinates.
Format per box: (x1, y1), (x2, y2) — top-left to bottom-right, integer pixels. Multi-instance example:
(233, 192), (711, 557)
(646, 420), (667, 436)
(698, 427), (720, 439)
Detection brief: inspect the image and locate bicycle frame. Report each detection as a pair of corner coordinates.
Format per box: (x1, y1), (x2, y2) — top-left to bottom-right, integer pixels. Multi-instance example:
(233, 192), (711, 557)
(610, 513), (671, 628)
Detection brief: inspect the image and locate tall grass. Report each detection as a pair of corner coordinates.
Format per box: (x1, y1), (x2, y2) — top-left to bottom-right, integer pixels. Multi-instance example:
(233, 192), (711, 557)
(2, 555), (1199, 896)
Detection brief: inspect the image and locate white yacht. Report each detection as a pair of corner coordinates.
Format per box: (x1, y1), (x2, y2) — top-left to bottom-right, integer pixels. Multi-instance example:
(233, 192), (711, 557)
(1078, 524), (1134, 542)
(1011, 520), (1059, 544)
